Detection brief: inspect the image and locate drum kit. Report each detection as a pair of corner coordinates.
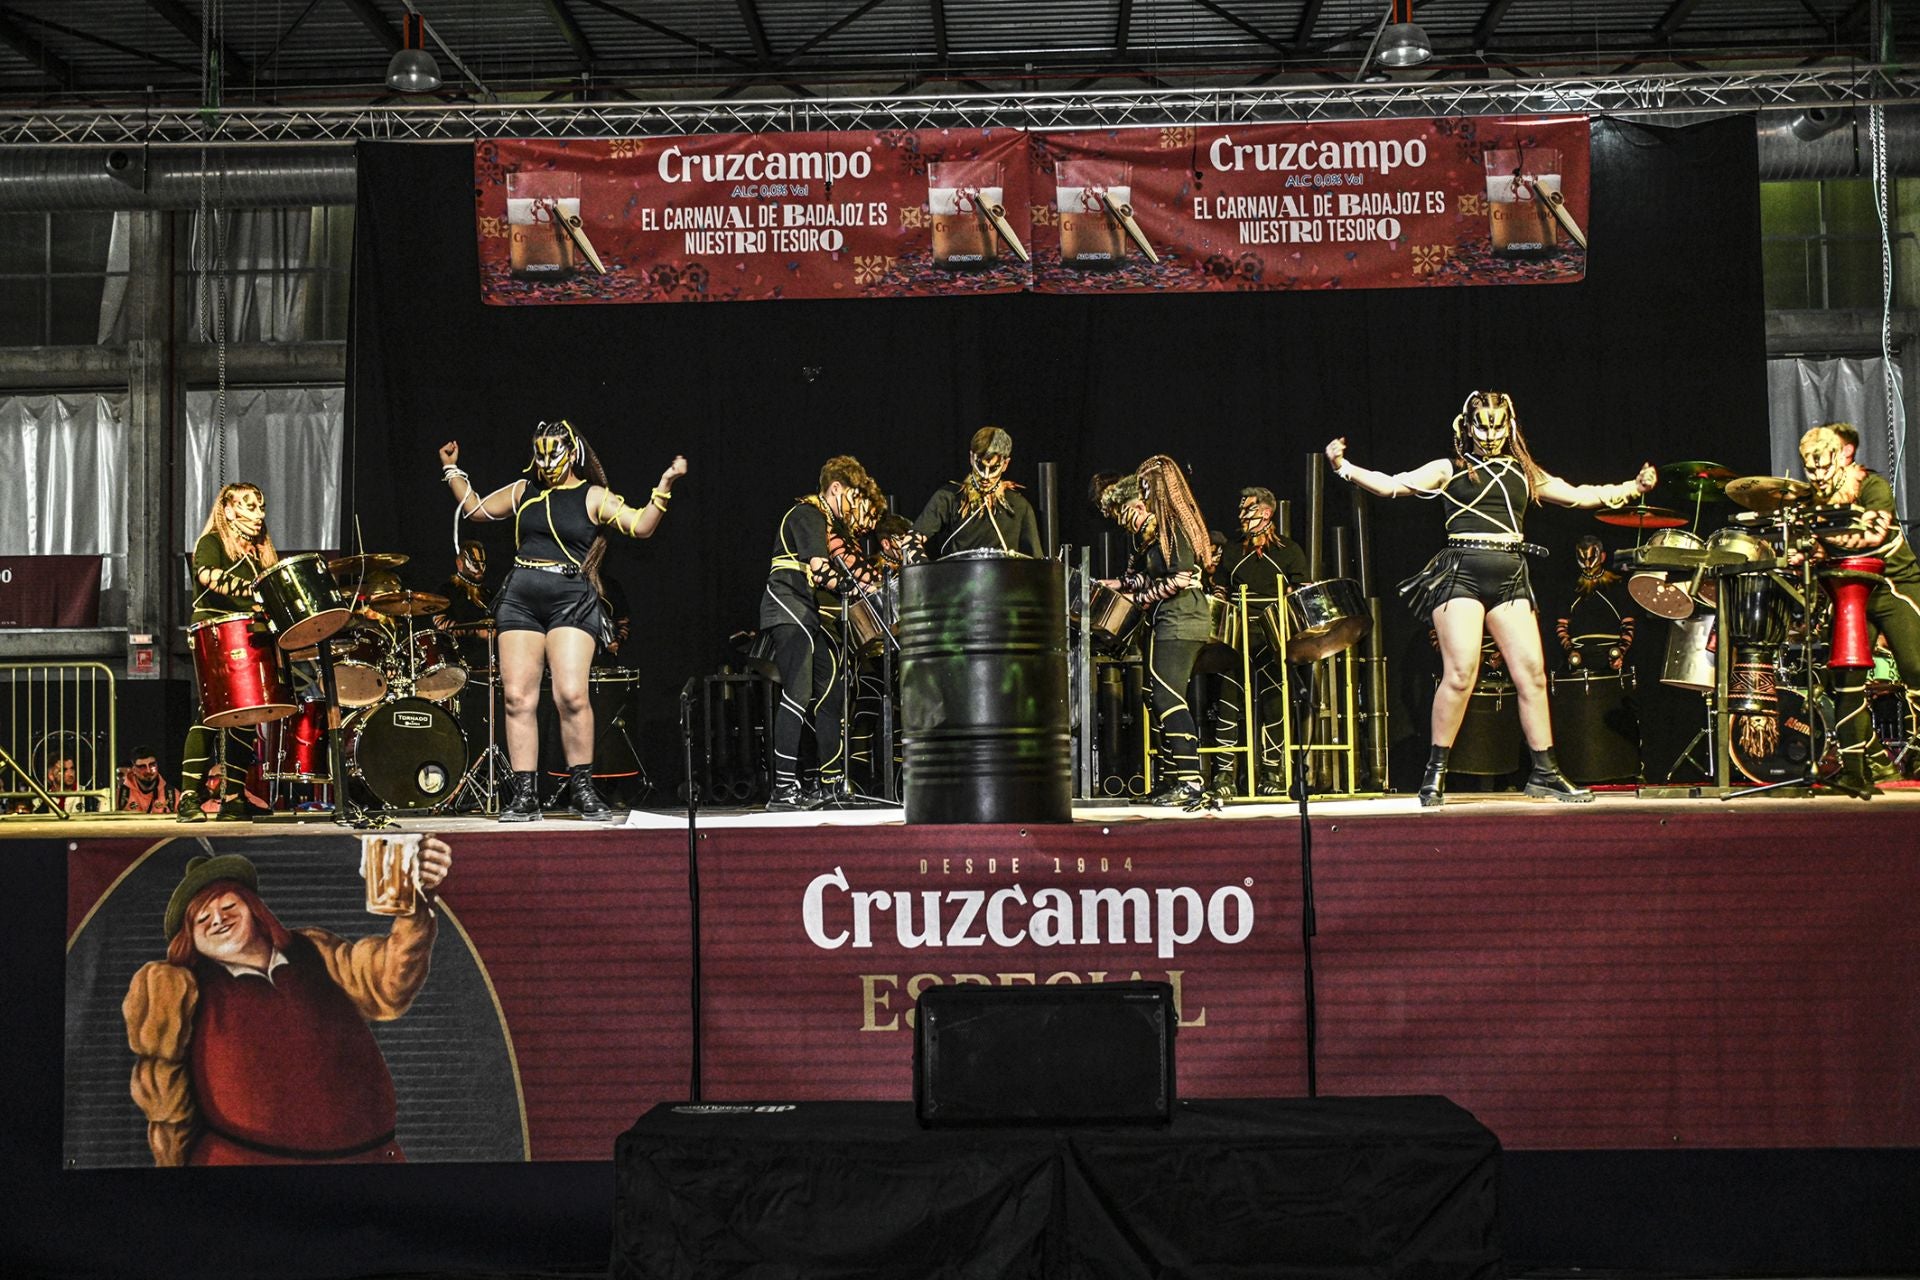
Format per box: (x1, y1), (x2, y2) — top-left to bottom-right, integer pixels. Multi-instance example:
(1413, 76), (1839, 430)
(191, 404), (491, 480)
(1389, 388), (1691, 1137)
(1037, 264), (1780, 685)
(1615, 461), (1899, 786)
(189, 551), (490, 816)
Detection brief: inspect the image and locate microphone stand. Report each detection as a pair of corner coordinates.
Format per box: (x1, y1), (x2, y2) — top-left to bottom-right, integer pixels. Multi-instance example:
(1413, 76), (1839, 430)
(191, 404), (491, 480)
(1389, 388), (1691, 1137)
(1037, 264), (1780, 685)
(1292, 658), (1319, 1098)
(680, 677), (703, 1101)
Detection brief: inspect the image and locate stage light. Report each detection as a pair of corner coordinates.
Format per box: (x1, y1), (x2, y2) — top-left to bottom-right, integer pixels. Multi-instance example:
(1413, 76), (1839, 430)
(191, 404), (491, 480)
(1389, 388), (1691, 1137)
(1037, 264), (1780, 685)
(1356, 0), (1432, 81)
(386, 13), (442, 94)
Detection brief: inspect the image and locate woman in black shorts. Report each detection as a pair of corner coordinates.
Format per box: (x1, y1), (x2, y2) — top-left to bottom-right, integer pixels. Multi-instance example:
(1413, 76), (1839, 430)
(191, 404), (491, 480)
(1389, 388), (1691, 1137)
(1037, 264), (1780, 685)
(439, 422), (687, 820)
(1325, 390), (1654, 807)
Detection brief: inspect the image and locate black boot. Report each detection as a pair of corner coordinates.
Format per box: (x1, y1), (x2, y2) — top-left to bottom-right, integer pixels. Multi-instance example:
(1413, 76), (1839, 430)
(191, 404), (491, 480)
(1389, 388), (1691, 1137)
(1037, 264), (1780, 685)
(567, 764), (614, 821)
(766, 775), (808, 812)
(1828, 751), (1882, 799)
(1418, 746), (1450, 808)
(175, 790), (208, 824)
(499, 771), (543, 822)
(1199, 762), (1236, 811)
(1524, 747), (1593, 803)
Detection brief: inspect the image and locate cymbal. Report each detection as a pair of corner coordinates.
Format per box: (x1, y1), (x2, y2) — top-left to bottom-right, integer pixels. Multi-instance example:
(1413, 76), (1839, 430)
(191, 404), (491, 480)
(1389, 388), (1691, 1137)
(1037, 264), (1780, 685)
(351, 569), (404, 601)
(1595, 505), (1688, 529)
(1661, 461), (1737, 481)
(370, 590), (448, 618)
(1724, 475), (1813, 514)
(329, 552), (408, 580)
(1665, 476), (1730, 503)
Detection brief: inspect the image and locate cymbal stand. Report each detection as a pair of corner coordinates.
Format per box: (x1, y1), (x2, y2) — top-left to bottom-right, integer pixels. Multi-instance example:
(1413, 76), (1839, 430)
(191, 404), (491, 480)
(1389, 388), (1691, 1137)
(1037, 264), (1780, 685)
(448, 627), (507, 814)
(1661, 691), (1717, 783)
(318, 632), (382, 828)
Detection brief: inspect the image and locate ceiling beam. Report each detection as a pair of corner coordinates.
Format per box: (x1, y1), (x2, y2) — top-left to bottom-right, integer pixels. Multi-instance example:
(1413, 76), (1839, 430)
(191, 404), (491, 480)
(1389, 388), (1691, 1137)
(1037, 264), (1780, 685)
(146, 0), (254, 82)
(1188, 0), (1291, 56)
(0, 11), (77, 89)
(571, 0), (754, 67)
(1473, 0), (1517, 49)
(1294, 1), (1324, 47)
(1655, 0), (1705, 43)
(734, 0), (773, 62)
(540, 0), (596, 70)
(1116, 0), (1132, 55)
(931, 0), (948, 60)
(337, 0), (402, 54)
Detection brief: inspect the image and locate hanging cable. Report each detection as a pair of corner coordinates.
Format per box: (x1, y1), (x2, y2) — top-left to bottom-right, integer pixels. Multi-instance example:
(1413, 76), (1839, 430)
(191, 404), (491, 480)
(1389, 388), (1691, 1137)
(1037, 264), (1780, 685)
(1870, 102), (1906, 495)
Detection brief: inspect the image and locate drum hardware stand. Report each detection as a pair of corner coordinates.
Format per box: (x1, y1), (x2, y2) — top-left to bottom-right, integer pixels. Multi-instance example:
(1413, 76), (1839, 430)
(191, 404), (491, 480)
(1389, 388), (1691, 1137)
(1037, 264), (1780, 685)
(680, 676), (704, 1101)
(818, 581), (899, 811)
(315, 633), (385, 829)
(1291, 658), (1320, 1098)
(446, 629), (504, 815)
(1661, 691), (1719, 783)
(1723, 553), (1834, 801)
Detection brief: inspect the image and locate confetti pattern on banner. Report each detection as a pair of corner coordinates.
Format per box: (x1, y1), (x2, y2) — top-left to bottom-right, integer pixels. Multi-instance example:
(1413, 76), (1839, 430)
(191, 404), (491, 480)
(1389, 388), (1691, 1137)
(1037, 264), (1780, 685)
(476, 130), (1033, 305)
(1029, 116), (1589, 295)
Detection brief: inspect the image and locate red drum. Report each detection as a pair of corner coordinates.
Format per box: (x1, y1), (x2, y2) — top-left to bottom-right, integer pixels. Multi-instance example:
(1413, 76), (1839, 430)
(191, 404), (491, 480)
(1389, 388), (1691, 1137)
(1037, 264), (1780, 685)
(408, 630), (467, 702)
(188, 614), (294, 729)
(1819, 555), (1886, 670)
(257, 698), (329, 781)
(332, 631), (390, 707)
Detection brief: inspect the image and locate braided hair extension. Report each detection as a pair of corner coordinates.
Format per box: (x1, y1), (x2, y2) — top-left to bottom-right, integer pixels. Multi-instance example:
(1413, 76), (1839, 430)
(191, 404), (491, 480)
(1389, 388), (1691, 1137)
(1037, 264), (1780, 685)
(1137, 455), (1210, 569)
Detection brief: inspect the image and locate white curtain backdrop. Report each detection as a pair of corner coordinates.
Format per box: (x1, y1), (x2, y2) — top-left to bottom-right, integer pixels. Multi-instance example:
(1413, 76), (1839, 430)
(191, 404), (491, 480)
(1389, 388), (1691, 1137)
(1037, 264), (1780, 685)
(187, 208), (318, 343)
(183, 385), (344, 552)
(0, 394), (128, 593)
(1767, 355), (1910, 515)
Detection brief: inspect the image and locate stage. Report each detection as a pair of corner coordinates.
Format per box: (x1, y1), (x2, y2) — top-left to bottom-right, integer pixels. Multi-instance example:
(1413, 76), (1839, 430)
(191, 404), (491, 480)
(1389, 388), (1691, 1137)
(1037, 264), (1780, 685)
(19, 789), (1920, 1276)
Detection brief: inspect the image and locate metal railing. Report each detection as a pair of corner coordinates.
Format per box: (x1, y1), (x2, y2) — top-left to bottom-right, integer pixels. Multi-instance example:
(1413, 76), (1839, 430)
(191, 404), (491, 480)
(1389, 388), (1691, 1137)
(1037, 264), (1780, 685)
(0, 661), (118, 816)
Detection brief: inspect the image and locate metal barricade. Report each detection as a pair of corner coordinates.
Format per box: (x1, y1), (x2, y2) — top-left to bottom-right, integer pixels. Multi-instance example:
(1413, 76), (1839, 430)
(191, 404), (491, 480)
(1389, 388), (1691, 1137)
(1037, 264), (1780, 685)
(0, 662), (118, 816)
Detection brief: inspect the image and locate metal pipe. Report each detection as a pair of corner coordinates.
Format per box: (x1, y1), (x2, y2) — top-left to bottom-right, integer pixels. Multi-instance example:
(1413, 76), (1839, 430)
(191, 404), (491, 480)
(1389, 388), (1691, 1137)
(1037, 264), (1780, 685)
(0, 146), (356, 210)
(1036, 461), (1059, 557)
(1276, 498), (1294, 542)
(1331, 527), (1352, 581)
(1351, 491), (1375, 598)
(1304, 453), (1326, 581)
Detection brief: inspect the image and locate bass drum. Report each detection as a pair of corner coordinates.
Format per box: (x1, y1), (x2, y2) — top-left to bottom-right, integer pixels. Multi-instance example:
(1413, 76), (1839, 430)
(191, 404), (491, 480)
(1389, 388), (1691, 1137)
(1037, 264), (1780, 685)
(1549, 671), (1639, 783)
(346, 697), (467, 810)
(1730, 687), (1831, 785)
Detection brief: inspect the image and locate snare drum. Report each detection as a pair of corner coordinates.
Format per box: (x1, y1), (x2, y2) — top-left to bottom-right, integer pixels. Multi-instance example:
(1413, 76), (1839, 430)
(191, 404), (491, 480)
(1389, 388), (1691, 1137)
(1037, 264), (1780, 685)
(1283, 578), (1371, 661)
(407, 629), (467, 702)
(253, 553), (352, 653)
(846, 587), (897, 657)
(1549, 671), (1639, 783)
(345, 697), (467, 810)
(332, 630), (391, 708)
(188, 614), (295, 729)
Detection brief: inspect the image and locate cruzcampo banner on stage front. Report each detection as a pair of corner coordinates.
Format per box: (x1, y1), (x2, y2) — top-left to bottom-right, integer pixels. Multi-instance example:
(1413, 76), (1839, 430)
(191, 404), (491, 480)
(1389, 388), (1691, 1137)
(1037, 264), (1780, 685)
(475, 129), (1035, 304)
(1029, 114), (1590, 293)
(475, 116), (1588, 304)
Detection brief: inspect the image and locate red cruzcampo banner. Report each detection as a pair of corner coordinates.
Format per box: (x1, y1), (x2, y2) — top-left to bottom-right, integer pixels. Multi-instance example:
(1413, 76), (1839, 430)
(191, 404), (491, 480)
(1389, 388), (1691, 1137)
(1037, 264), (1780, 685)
(475, 130), (1033, 304)
(1032, 115), (1589, 293)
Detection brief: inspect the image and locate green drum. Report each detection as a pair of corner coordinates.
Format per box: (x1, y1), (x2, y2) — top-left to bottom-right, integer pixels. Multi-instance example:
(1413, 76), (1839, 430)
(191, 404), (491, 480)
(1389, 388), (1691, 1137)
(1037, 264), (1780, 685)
(899, 552), (1071, 824)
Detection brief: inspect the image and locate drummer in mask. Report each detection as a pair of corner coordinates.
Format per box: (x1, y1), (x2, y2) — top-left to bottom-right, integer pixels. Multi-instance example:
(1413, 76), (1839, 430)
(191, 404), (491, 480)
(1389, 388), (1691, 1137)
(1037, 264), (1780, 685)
(1212, 487), (1311, 797)
(177, 483), (278, 822)
(1326, 390), (1656, 807)
(436, 539), (496, 670)
(1798, 422), (1920, 795)
(913, 426), (1044, 559)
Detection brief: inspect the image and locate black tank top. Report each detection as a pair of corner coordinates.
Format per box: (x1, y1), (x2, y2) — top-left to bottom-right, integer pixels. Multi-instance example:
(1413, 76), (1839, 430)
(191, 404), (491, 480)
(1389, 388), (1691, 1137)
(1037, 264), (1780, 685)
(1443, 457), (1531, 539)
(515, 482), (597, 564)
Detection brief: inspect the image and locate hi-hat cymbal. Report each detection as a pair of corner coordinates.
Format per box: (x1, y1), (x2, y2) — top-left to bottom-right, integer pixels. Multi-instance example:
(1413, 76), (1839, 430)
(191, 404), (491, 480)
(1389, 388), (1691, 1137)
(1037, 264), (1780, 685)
(329, 552), (408, 580)
(1724, 475), (1813, 514)
(370, 590), (448, 618)
(1595, 505), (1688, 529)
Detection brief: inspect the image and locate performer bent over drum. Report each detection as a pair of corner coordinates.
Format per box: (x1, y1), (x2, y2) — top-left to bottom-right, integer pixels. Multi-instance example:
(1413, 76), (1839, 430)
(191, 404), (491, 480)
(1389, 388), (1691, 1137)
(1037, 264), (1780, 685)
(439, 423), (686, 822)
(913, 425), (1044, 558)
(761, 456), (885, 811)
(1097, 457), (1214, 810)
(1799, 422), (1920, 795)
(178, 483), (279, 822)
(1326, 390), (1655, 806)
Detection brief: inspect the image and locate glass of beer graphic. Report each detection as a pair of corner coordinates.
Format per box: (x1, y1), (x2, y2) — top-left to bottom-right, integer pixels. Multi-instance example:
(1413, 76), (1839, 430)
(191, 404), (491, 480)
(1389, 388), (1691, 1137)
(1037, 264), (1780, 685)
(1482, 148), (1562, 257)
(360, 833), (423, 917)
(507, 170), (580, 279)
(928, 161), (1003, 270)
(1056, 160), (1131, 268)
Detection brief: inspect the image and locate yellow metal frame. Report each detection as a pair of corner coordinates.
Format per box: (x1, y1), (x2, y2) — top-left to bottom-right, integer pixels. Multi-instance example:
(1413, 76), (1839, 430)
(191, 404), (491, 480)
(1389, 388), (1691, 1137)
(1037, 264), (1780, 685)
(0, 661), (119, 816)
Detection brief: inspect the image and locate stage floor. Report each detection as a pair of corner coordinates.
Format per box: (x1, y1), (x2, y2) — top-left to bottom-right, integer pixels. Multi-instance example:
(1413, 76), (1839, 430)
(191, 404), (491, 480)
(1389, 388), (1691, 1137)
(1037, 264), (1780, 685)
(14, 781), (1920, 839)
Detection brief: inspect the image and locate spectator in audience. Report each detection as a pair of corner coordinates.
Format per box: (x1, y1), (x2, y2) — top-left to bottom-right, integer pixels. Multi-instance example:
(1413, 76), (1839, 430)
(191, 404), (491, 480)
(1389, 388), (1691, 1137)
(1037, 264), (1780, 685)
(120, 745), (180, 814)
(42, 755), (95, 814)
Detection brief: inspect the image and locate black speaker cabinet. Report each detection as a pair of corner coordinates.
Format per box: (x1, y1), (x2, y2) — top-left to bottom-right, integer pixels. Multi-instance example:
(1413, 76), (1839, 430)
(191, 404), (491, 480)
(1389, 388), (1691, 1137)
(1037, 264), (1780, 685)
(914, 980), (1176, 1127)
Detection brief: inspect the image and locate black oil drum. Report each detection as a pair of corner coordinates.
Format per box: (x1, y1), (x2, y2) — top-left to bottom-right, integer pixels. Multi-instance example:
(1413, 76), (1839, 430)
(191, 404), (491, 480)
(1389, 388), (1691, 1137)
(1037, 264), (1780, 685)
(899, 554), (1071, 823)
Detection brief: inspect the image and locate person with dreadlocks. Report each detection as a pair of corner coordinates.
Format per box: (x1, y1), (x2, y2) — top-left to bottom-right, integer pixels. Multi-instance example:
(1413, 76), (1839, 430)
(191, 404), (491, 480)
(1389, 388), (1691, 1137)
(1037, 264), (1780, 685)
(1326, 390), (1655, 807)
(913, 425), (1044, 559)
(1097, 456), (1216, 810)
(761, 456), (887, 811)
(438, 422), (687, 822)
(1797, 421), (1920, 796)
(176, 483), (279, 822)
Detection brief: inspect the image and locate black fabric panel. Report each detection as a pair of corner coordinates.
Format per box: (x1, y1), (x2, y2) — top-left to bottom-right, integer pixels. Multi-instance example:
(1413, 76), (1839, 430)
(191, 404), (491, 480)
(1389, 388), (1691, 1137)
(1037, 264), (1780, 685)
(612, 1098), (1500, 1280)
(350, 118), (1765, 786)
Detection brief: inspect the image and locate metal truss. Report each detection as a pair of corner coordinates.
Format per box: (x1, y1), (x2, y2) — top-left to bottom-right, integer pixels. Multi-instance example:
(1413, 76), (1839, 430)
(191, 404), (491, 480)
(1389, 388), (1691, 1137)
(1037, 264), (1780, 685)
(4, 65), (1919, 146)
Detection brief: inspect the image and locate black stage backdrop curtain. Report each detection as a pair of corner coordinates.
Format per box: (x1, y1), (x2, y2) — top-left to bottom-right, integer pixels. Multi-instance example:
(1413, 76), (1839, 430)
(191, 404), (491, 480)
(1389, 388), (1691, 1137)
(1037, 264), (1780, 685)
(351, 119), (1766, 787)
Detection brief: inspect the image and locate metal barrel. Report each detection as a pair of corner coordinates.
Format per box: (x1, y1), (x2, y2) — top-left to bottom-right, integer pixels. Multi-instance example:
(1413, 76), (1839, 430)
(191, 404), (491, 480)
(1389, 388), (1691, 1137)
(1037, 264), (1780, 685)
(899, 556), (1071, 824)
